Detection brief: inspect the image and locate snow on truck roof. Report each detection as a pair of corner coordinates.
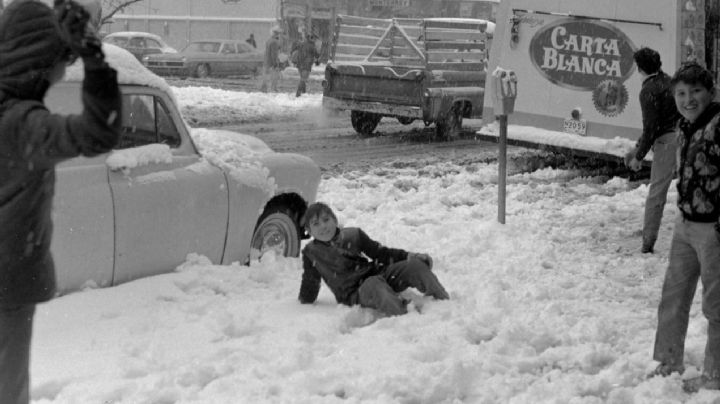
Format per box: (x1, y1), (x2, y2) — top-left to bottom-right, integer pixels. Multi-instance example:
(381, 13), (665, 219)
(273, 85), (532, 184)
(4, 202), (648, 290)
(63, 43), (172, 95)
(424, 18), (495, 34)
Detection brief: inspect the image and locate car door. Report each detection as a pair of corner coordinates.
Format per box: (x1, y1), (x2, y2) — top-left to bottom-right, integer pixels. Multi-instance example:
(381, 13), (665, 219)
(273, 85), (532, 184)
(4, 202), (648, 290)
(45, 83), (116, 294)
(108, 87), (229, 286)
(218, 42), (237, 75)
(236, 42), (261, 75)
(143, 37), (165, 58)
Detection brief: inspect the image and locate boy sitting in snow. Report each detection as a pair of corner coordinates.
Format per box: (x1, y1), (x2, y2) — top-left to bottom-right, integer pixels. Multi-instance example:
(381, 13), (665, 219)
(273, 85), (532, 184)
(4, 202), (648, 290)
(298, 202), (449, 315)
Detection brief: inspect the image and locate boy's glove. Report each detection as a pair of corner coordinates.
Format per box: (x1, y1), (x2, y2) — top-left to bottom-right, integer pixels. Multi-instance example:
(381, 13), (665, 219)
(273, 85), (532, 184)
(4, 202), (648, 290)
(408, 252), (433, 269)
(54, 0), (103, 60)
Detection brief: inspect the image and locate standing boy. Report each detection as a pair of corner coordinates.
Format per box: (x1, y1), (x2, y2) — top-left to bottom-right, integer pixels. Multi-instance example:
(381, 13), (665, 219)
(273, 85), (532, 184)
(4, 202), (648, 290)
(298, 202), (449, 316)
(0, 1), (121, 402)
(259, 27), (283, 93)
(624, 47), (681, 254)
(649, 63), (720, 393)
(290, 32), (319, 97)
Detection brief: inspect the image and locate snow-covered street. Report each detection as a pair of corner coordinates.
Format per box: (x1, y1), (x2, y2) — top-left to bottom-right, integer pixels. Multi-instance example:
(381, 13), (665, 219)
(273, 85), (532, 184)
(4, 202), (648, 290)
(28, 88), (720, 403)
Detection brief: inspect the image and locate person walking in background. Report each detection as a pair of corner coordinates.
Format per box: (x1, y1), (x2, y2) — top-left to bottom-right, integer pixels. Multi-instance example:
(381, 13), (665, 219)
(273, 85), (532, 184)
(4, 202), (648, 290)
(648, 63), (720, 393)
(259, 26), (282, 93)
(290, 31), (319, 97)
(245, 33), (256, 49)
(298, 202), (449, 316)
(624, 47), (681, 254)
(0, 1), (121, 403)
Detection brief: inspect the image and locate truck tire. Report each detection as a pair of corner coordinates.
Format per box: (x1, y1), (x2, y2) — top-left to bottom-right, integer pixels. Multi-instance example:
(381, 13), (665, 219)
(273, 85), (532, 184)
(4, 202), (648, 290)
(351, 111), (381, 136)
(435, 104), (463, 140)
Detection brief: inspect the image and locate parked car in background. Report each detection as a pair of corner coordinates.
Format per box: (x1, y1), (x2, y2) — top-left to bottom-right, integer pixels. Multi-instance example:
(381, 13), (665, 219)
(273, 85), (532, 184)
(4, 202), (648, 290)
(142, 39), (264, 78)
(103, 31), (177, 61)
(44, 44), (321, 296)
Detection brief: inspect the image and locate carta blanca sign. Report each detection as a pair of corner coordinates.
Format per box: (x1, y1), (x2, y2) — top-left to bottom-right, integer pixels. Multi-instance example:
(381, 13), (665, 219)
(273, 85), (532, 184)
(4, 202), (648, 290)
(530, 18), (636, 91)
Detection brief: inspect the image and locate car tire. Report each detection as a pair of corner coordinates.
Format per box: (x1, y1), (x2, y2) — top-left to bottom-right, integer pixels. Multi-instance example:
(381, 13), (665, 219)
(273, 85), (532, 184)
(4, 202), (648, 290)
(195, 63), (210, 78)
(350, 110), (381, 136)
(250, 208), (301, 259)
(397, 117), (414, 125)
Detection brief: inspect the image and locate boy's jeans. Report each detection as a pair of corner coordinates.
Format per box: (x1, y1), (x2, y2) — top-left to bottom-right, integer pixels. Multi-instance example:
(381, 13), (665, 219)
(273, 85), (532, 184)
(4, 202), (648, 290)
(0, 304), (34, 404)
(643, 132), (677, 250)
(357, 258), (448, 315)
(654, 218), (720, 378)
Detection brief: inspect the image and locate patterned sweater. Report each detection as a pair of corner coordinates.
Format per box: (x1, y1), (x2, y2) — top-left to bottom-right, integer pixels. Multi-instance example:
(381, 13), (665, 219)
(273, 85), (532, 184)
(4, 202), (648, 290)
(676, 102), (720, 225)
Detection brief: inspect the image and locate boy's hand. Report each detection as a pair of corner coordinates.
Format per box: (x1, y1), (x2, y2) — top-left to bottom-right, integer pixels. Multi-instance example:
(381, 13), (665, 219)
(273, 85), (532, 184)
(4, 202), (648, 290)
(408, 252), (433, 269)
(55, 0), (103, 60)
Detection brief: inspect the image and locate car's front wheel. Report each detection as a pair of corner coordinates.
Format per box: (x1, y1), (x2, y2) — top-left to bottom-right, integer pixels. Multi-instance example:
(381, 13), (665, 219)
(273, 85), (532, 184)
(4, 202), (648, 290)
(195, 63), (211, 78)
(250, 208), (300, 259)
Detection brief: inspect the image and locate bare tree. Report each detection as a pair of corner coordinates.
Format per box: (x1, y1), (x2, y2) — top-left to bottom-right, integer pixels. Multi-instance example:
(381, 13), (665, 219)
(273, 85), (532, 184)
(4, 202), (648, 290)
(99, 0), (144, 27)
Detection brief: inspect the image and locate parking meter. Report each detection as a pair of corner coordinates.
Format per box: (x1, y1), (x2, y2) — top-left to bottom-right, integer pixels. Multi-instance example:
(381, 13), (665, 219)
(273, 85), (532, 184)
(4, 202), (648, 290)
(492, 67), (517, 224)
(492, 67), (518, 116)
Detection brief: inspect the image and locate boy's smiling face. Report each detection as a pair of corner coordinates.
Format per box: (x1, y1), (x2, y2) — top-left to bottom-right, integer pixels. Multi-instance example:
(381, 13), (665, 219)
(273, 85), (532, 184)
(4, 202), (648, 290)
(307, 212), (337, 242)
(674, 81), (715, 123)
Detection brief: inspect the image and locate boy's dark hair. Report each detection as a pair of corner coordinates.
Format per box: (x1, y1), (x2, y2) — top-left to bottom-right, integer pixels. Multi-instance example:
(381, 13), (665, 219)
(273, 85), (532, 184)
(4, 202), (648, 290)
(301, 202), (336, 229)
(633, 47), (661, 75)
(671, 62), (715, 90)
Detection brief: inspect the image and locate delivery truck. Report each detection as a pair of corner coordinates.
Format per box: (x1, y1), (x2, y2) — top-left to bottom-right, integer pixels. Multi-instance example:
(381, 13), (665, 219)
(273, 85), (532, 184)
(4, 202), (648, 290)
(479, 0), (716, 161)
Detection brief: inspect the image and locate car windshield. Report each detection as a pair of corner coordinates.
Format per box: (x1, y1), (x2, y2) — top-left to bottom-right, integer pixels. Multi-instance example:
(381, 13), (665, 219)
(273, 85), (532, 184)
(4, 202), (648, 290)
(183, 42), (220, 53)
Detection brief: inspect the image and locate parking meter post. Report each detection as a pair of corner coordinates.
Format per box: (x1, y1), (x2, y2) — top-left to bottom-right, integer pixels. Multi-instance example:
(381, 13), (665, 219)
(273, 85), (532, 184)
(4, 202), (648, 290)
(498, 114), (507, 224)
(492, 67), (517, 224)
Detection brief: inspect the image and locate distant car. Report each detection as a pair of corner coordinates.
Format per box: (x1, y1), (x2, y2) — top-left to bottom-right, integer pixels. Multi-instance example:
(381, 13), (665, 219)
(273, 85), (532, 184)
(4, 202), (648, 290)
(142, 39), (264, 78)
(103, 31), (177, 61)
(44, 44), (321, 295)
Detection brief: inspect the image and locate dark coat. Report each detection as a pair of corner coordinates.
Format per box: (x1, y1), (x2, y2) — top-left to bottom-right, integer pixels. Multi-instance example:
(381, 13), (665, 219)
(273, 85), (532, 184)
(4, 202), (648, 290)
(264, 34), (282, 69)
(291, 39), (319, 72)
(299, 227), (409, 306)
(634, 71), (681, 160)
(676, 102), (720, 225)
(0, 1), (122, 305)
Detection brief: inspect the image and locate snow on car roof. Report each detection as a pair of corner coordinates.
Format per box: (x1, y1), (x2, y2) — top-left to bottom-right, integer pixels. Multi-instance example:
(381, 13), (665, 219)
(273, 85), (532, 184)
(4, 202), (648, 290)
(64, 43), (172, 96)
(105, 31), (163, 39)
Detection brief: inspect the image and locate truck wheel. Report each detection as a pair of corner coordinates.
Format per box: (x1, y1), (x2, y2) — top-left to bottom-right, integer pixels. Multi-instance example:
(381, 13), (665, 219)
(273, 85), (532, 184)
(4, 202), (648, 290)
(351, 111), (381, 136)
(397, 117), (414, 125)
(435, 105), (463, 140)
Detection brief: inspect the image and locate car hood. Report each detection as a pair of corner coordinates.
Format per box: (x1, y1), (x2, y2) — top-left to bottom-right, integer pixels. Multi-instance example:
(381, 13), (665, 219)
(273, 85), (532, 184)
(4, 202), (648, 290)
(189, 128), (320, 199)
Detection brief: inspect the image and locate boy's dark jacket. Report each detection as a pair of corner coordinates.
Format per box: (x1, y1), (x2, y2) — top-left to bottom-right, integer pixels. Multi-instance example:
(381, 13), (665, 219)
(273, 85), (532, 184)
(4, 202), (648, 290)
(634, 71), (681, 160)
(299, 227), (409, 305)
(676, 102), (720, 225)
(0, 0), (122, 305)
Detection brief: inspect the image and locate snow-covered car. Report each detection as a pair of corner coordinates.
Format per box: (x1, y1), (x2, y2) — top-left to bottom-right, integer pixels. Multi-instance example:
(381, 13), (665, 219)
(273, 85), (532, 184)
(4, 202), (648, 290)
(44, 44), (321, 295)
(142, 39), (264, 78)
(102, 31), (177, 61)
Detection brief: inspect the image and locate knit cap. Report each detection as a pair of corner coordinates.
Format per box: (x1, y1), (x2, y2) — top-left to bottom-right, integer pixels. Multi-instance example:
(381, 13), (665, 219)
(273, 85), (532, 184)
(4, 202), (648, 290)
(0, 0), (67, 92)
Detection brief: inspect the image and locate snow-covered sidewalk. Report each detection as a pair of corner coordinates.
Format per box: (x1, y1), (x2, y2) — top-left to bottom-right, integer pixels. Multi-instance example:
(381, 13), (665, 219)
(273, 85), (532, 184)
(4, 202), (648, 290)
(28, 85), (720, 403)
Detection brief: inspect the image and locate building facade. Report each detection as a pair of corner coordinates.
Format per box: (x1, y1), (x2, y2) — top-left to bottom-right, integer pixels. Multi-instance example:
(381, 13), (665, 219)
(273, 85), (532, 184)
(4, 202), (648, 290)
(106, 0), (498, 60)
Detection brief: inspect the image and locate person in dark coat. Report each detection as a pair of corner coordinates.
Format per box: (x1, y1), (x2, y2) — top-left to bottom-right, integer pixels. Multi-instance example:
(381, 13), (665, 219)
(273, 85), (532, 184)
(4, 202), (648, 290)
(298, 202), (449, 316)
(0, 1), (121, 402)
(648, 63), (720, 393)
(290, 32), (319, 97)
(259, 27), (283, 93)
(624, 47), (681, 254)
(246, 33), (256, 48)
